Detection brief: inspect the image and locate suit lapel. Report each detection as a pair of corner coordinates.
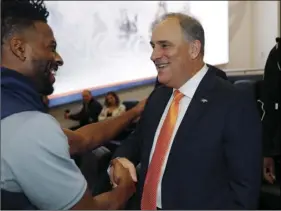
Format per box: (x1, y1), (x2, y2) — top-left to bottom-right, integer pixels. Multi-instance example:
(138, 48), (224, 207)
(170, 68), (217, 150)
(141, 86), (173, 174)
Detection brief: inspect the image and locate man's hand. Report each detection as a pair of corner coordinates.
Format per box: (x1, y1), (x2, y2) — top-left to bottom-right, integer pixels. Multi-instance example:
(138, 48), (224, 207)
(263, 157), (275, 184)
(110, 159), (136, 195)
(131, 99), (147, 116)
(110, 158), (137, 188)
(64, 112), (69, 119)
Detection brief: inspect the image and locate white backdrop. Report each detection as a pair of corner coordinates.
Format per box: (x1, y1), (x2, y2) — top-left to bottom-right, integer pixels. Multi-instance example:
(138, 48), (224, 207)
(46, 1), (229, 97)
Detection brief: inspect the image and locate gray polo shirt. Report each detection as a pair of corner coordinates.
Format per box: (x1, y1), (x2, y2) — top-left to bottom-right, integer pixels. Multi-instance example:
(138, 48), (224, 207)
(1, 111), (87, 210)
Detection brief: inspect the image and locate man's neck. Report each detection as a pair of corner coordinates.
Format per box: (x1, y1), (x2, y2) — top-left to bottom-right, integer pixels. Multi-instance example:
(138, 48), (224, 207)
(189, 62), (205, 78)
(1, 61), (26, 75)
(174, 62), (205, 89)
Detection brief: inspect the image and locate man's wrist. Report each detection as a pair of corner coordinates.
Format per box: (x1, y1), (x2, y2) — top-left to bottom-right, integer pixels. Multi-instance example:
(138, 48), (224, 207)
(116, 182), (136, 197)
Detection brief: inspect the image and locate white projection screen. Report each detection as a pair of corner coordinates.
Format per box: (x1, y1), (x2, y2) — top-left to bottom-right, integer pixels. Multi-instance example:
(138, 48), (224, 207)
(46, 1), (229, 101)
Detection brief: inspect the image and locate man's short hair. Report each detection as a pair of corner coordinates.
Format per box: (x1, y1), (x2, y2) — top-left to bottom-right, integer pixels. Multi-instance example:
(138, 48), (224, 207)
(151, 12), (205, 55)
(1, 0), (49, 46)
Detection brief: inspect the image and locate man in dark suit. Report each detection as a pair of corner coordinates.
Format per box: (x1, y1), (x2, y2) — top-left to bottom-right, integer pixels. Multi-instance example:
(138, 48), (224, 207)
(155, 64), (227, 88)
(65, 89), (102, 127)
(261, 37), (280, 184)
(109, 13), (262, 209)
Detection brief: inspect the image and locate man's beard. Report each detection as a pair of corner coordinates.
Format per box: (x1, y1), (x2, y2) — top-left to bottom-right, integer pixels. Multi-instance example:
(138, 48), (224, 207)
(31, 59), (54, 96)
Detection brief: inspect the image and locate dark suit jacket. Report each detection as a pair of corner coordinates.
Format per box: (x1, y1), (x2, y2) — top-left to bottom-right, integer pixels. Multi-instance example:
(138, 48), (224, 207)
(154, 64), (227, 88)
(113, 69), (262, 209)
(207, 64), (228, 80)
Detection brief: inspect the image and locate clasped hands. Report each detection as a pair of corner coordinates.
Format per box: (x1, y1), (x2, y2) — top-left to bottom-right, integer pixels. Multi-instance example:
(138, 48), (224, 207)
(109, 158), (138, 190)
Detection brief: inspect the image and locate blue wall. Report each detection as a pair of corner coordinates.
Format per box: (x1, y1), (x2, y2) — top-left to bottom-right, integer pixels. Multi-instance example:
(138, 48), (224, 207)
(49, 77), (156, 107)
(49, 73), (263, 107)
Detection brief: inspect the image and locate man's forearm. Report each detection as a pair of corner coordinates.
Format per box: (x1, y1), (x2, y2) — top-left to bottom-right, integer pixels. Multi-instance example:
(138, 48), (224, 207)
(75, 108), (138, 151)
(68, 111), (82, 121)
(93, 186), (134, 210)
(70, 186), (134, 210)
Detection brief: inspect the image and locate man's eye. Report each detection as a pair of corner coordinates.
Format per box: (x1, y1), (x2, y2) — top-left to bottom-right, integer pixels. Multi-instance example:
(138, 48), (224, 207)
(49, 45), (56, 52)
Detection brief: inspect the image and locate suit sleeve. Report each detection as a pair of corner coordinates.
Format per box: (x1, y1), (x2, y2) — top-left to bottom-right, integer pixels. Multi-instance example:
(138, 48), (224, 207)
(223, 91), (262, 209)
(112, 87), (160, 165)
(69, 107), (83, 121)
(111, 90), (157, 165)
(111, 118), (143, 166)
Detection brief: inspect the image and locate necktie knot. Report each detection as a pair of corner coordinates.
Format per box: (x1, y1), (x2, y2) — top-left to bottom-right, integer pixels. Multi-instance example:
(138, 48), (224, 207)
(173, 90), (184, 103)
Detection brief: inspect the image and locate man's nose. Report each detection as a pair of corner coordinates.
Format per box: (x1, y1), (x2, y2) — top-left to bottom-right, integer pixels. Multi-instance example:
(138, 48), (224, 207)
(150, 48), (162, 62)
(55, 52), (64, 66)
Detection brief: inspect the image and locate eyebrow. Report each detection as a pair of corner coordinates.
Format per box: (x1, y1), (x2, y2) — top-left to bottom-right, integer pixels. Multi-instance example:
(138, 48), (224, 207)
(150, 40), (170, 46)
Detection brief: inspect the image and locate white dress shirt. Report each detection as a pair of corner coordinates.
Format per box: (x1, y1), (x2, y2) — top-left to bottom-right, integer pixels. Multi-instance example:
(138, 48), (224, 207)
(148, 64), (208, 208)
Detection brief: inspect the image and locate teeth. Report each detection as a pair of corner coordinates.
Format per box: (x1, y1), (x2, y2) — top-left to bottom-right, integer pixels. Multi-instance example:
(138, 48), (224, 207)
(157, 64), (168, 68)
(51, 69), (56, 75)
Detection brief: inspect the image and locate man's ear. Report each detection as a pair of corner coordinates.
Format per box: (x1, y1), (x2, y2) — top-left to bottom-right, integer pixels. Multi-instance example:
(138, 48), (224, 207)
(189, 40), (201, 59)
(10, 37), (26, 61)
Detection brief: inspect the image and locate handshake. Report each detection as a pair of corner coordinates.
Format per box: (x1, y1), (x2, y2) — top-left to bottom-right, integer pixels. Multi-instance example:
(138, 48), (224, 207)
(109, 158), (138, 193)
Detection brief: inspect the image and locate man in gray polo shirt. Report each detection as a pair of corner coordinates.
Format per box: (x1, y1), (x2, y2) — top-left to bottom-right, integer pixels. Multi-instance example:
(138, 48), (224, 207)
(1, 0), (145, 209)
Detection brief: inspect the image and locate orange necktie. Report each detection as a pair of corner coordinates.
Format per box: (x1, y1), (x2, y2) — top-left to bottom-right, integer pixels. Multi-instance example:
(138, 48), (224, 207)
(141, 90), (184, 210)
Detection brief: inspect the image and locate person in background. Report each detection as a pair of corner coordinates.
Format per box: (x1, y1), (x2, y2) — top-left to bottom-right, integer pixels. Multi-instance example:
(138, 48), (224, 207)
(109, 12), (262, 210)
(261, 37), (280, 184)
(98, 91), (126, 121)
(65, 89), (102, 127)
(1, 0), (146, 209)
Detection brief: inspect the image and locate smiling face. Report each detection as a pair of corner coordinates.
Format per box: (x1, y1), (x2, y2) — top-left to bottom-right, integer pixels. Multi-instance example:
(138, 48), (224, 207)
(150, 16), (203, 89)
(5, 21), (63, 95)
(21, 21), (64, 95)
(1, 0), (62, 95)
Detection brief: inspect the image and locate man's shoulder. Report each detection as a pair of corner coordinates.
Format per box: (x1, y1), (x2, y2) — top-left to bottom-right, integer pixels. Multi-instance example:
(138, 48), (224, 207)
(1, 111), (67, 157)
(207, 64), (228, 80)
(213, 77), (258, 113)
(2, 110), (57, 122)
(214, 76), (245, 95)
(89, 98), (102, 107)
(2, 111), (60, 132)
(1, 111), (87, 210)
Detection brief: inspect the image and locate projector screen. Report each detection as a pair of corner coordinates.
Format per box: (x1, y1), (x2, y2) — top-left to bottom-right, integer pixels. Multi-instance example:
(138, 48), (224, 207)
(46, 1), (228, 104)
